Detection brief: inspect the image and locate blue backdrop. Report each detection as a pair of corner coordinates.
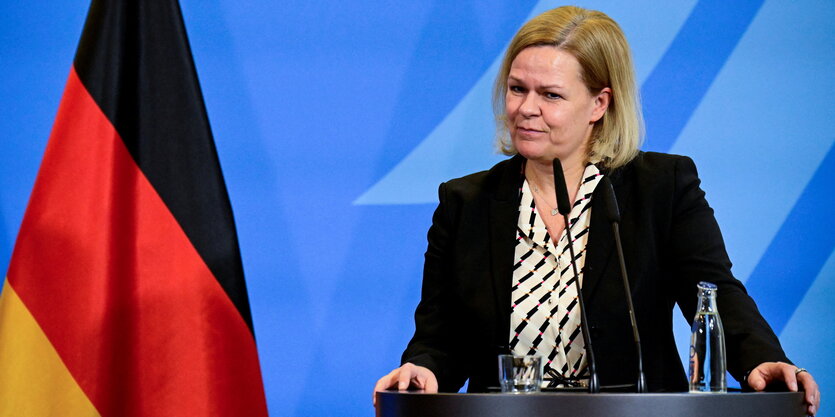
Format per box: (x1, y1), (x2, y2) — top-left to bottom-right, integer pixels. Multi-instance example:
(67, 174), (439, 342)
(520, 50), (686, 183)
(1, 0), (833, 415)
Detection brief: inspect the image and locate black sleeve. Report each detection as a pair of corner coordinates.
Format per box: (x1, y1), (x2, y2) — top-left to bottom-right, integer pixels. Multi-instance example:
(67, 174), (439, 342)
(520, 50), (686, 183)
(668, 156), (789, 382)
(401, 182), (468, 392)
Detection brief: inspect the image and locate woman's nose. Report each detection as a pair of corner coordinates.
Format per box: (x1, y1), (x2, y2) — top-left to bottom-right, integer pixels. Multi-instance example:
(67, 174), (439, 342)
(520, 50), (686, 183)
(519, 93), (540, 117)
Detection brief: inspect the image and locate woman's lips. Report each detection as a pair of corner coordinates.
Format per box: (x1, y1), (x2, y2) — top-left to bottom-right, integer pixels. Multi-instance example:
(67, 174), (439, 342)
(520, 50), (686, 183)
(516, 126), (546, 136)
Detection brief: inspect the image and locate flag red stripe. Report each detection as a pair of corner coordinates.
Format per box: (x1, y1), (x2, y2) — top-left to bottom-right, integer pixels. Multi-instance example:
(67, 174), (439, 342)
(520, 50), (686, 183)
(8, 68), (267, 416)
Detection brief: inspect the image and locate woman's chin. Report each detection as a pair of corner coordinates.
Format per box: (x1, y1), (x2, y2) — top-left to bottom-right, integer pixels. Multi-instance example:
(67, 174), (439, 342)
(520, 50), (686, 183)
(513, 140), (588, 165)
(513, 142), (544, 160)
(515, 147), (553, 164)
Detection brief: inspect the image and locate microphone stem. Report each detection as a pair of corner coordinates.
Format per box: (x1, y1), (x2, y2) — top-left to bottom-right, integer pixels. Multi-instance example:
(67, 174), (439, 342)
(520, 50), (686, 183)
(612, 222), (647, 393)
(562, 213), (600, 393)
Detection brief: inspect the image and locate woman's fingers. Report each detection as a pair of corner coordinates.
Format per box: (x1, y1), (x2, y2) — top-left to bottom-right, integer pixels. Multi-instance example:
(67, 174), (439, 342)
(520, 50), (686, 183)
(373, 363), (439, 407)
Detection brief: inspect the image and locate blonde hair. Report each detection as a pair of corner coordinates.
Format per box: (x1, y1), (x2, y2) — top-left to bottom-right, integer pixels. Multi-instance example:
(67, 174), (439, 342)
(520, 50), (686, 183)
(493, 6), (643, 169)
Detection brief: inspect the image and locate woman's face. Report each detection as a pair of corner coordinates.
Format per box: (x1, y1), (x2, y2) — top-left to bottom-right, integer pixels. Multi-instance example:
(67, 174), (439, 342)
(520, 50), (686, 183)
(505, 46), (610, 166)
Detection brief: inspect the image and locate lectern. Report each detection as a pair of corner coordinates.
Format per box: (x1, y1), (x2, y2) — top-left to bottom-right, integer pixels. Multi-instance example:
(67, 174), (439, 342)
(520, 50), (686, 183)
(376, 391), (805, 417)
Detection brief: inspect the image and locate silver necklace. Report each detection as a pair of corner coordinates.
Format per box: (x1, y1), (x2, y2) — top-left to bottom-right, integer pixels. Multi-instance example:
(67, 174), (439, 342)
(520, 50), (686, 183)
(527, 172), (559, 216)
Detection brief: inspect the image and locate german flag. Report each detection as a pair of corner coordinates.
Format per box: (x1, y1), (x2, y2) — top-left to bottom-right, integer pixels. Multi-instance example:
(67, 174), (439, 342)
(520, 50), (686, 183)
(0, 1), (268, 415)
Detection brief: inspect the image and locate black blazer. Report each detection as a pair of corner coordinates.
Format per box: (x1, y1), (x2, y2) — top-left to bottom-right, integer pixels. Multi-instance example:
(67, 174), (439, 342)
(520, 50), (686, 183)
(402, 152), (788, 392)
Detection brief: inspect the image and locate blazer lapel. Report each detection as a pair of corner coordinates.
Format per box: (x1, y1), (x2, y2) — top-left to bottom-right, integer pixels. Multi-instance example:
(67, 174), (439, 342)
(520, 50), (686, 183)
(488, 155), (523, 351)
(582, 185), (615, 303)
(582, 164), (631, 303)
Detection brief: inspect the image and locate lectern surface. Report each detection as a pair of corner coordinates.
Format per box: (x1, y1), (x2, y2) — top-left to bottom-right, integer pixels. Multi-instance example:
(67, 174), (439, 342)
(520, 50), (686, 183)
(376, 391), (805, 417)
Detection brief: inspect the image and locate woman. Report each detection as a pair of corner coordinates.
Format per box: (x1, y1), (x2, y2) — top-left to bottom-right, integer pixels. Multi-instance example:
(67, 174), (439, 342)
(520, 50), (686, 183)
(374, 6), (819, 415)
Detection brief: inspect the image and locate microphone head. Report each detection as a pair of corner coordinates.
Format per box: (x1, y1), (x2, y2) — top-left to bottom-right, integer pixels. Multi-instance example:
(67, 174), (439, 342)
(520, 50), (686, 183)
(552, 159), (572, 215)
(600, 176), (621, 223)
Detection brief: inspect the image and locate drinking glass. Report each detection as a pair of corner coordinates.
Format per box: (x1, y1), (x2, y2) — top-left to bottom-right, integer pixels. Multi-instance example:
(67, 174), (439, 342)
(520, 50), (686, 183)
(498, 354), (542, 393)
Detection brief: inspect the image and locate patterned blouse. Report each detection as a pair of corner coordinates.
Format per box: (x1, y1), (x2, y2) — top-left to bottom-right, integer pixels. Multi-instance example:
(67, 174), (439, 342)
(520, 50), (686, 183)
(509, 163), (603, 387)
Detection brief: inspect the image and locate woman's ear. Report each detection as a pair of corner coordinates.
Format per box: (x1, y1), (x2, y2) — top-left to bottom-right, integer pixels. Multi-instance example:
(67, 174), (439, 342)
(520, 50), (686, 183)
(590, 87), (612, 123)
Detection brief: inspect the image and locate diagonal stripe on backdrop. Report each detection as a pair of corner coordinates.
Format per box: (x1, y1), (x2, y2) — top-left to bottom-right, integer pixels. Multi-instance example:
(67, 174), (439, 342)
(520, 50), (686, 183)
(642, 0), (765, 153)
(745, 141), (835, 334)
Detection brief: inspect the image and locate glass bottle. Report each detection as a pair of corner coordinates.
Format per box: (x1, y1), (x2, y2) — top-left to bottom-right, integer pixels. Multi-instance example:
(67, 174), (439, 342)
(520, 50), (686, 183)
(688, 281), (727, 393)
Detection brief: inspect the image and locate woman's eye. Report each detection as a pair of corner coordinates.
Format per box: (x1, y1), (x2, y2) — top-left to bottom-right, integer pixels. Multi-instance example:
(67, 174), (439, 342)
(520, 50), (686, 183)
(509, 86), (525, 94)
(545, 92), (562, 100)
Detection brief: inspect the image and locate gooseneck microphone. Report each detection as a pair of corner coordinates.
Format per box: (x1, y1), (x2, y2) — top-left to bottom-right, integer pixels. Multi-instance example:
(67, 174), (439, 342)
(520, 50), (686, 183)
(600, 176), (647, 393)
(552, 158), (600, 394)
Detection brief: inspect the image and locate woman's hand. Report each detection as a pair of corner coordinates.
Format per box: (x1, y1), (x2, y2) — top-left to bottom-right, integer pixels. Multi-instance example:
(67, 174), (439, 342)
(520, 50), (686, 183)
(372, 363), (438, 406)
(747, 361), (820, 416)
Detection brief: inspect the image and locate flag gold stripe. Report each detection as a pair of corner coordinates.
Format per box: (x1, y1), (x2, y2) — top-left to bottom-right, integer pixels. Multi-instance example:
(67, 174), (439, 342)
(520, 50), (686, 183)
(0, 280), (101, 417)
